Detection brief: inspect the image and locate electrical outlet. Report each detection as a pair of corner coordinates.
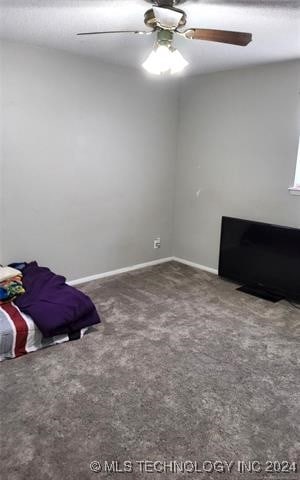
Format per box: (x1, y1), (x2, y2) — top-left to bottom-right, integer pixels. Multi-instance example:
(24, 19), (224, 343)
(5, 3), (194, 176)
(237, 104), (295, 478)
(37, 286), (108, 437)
(153, 237), (161, 249)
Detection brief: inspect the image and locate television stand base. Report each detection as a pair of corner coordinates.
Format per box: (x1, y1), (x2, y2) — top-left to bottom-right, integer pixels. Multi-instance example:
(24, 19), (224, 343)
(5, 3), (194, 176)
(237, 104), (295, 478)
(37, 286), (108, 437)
(237, 284), (284, 303)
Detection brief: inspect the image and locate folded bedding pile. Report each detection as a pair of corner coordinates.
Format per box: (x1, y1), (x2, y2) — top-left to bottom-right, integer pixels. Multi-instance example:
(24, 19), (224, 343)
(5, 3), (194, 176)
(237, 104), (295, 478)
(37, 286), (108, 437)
(0, 266), (25, 304)
(0, 261), (100, 361)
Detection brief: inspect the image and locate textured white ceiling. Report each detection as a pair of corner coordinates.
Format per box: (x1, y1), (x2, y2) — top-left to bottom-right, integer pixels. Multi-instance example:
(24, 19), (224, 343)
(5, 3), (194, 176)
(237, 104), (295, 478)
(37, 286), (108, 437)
(0, 0), (299, 75)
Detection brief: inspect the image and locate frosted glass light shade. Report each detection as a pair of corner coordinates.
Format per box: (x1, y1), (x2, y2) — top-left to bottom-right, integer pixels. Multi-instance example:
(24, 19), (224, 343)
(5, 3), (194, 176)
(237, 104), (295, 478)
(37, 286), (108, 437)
(170, 48), (189, 74)
(142, 45), (188, 75)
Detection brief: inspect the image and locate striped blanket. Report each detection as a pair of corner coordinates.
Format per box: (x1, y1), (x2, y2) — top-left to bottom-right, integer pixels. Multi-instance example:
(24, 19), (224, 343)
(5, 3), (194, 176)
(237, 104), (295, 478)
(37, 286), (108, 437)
(0, 302), (87, 362)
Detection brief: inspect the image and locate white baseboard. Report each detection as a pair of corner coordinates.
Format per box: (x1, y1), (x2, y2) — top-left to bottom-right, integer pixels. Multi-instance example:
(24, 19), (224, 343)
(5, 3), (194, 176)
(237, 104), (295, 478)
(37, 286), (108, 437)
(68, 257), (174, 286)
(68, 255), (218, 286)
(173, 256), (218, 275)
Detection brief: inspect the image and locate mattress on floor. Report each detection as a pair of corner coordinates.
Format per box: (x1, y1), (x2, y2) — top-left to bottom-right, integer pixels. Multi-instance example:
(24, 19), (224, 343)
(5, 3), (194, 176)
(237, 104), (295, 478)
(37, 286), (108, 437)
(0, 302), (87, 362)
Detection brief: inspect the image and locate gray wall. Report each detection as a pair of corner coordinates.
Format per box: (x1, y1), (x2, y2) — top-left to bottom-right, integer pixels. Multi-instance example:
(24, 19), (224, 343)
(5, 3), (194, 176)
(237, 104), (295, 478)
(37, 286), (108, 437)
(1, 41), (178, 279)
(2, 43), (299, 279)
(174, 60), (300, 270)
(0, 43), (3, 264)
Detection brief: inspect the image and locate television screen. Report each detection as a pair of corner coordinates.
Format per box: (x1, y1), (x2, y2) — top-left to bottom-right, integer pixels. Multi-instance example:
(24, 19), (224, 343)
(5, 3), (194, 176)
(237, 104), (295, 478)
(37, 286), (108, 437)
(218, 217), (300, 300)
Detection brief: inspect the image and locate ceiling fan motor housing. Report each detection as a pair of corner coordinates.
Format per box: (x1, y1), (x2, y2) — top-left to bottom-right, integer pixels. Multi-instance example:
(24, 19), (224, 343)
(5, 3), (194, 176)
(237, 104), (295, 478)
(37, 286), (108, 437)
(144, 8), (187, 30)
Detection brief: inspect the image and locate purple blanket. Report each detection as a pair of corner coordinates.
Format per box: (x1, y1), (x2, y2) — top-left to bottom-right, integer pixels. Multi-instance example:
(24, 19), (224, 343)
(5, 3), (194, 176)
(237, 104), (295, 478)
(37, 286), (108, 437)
(15, 262), (100, 337)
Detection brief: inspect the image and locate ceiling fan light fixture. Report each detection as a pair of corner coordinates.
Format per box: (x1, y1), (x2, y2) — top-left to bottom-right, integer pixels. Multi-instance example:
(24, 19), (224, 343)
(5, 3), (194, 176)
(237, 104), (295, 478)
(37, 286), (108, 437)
(142, 45), (172, 75)
(77, 4), (253, 73)
(142, 44), (188, 75)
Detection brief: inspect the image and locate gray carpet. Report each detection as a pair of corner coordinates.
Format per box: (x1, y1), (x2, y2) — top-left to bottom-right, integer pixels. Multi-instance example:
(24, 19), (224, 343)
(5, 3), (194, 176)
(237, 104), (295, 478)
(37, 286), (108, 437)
(1, 261), (299, 480)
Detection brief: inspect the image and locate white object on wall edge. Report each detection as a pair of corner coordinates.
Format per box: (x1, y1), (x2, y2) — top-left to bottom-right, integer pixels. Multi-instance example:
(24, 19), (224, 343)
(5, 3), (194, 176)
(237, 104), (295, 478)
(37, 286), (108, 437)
(288, 187), (300, 196)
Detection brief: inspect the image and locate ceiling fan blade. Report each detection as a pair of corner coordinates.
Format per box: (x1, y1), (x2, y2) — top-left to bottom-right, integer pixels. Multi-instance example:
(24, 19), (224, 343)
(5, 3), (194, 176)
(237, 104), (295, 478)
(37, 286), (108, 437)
(182, 28), (252, 46)
(153, 6), (183, 29)
(77, 30), (152, 36)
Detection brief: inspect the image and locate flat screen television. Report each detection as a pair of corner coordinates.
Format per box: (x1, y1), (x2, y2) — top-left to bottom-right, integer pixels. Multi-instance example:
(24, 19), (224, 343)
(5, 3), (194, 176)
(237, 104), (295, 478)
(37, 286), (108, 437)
(218, 216), (300, 301)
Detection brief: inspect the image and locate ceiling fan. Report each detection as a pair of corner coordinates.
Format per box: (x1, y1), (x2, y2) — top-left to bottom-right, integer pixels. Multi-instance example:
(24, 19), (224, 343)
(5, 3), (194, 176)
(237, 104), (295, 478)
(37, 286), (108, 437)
(77, 0), (252, 75)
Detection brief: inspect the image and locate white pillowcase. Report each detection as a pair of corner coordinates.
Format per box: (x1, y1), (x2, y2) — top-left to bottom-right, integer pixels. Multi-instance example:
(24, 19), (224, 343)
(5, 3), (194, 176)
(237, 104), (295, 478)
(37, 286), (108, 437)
(0, 266), (22, 282)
